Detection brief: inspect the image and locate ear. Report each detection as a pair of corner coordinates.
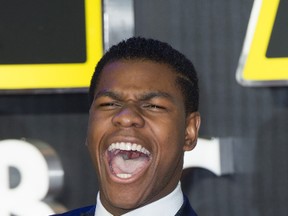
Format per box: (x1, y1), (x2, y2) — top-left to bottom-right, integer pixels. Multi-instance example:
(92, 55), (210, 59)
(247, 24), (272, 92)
(183, 112), (201, 152)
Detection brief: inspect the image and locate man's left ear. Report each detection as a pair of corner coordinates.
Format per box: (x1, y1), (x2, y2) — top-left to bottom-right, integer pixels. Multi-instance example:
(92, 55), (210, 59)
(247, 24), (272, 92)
(183, 112), (201, 152)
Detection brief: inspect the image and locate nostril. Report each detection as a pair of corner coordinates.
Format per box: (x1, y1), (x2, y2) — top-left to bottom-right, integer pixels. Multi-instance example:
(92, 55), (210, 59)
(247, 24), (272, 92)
(112, 106), (145, 128)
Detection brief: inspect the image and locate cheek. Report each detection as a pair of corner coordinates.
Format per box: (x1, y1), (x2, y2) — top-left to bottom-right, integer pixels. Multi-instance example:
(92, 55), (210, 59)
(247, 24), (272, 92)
(154, 128), (184, 160)
(156, 138), (184, 186)
(156, 121), (186, 167)
(87, 114), (108, 160)
(88, 112), (109, 139)
(154, 118), (186, 146)
(87, 117), (107, 174)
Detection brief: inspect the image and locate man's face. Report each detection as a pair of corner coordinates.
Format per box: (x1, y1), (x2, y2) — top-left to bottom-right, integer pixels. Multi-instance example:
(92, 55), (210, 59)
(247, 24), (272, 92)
(87, 59), (200, 215)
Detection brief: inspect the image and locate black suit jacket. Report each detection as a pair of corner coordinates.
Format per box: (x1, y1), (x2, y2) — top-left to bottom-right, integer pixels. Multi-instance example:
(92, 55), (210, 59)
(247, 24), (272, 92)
(52, 195), (197, 216)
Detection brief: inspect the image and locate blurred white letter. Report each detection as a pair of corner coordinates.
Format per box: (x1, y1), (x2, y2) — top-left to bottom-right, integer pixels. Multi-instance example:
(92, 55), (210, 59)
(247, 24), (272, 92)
(0, 139), (65, 216)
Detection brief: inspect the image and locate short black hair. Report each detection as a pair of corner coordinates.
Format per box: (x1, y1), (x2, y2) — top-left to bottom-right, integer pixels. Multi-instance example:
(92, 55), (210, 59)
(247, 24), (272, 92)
(89, 37), (199, 114)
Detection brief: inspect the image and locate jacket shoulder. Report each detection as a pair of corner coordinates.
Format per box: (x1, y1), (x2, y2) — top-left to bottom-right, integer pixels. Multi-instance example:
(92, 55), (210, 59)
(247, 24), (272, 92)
(51, 205), (95, 216)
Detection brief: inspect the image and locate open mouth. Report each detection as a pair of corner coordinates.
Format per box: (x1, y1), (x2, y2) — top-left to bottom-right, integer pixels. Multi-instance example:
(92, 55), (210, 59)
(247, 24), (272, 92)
(107, 142), (151, 179)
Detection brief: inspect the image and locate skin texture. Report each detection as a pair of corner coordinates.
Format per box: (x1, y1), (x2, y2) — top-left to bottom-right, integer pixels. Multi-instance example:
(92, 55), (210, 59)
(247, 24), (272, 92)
(87, 59), (200, 215)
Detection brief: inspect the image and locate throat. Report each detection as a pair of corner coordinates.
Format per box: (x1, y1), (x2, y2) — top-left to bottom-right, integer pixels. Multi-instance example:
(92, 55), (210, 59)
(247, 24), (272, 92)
(109, 150), (150, 178)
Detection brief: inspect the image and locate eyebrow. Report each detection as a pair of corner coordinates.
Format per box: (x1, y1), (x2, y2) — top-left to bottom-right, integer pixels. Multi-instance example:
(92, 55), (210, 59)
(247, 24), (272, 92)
(94, 90), (122, 101)
(138, 91), (173, 101)
(94, 90), (174, 102)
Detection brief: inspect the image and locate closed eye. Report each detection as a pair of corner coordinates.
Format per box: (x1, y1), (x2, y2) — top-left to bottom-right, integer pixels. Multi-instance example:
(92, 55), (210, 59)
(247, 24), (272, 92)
(98, 102), (122, 109)
(142, 103), (166, 111)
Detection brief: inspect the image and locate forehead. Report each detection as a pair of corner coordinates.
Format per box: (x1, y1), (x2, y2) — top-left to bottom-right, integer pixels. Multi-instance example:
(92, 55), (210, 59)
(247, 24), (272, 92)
(96, 60), (181, 95)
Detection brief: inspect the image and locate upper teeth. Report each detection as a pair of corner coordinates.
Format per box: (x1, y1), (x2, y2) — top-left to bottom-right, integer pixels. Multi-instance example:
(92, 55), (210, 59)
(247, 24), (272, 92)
(108, 142), (150, 155)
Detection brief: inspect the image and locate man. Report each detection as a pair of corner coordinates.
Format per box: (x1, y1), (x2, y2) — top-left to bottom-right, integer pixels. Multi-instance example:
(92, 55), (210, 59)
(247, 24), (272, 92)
(55, 37), (201, 215)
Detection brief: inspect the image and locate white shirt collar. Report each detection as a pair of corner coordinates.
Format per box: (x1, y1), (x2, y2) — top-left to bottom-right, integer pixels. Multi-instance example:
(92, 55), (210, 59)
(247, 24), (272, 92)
(95, 182), (184, 216)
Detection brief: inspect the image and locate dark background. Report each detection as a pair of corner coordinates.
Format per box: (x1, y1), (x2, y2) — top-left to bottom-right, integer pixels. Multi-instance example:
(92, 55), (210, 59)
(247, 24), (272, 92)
(0, 0), (86, 64)
(1, 0), (288, 215)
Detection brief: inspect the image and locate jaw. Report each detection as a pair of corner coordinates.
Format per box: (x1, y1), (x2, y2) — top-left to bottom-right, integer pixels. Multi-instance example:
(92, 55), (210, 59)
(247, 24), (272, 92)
(98, 142), (155, 211)
(100, 179), (153, 211)
(99, 157), (181, 215)
(91, 137), (184, 214)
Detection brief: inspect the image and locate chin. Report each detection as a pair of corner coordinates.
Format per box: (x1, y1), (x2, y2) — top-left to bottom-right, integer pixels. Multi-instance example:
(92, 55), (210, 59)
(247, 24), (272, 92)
(105, 189), (146, 211)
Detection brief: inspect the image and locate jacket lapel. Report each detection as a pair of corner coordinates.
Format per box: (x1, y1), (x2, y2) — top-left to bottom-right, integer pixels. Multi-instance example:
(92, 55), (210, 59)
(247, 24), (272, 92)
(80, 206), (96, 216)
(175, 195), (198, 216)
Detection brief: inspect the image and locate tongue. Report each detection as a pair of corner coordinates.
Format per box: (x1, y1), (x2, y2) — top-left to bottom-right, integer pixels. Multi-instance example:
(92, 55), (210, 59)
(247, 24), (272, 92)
(110, 151), (149, 175)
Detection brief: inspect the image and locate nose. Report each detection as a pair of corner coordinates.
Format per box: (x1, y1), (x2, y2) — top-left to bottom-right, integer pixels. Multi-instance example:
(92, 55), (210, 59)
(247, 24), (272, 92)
(112, 104), (145, 128)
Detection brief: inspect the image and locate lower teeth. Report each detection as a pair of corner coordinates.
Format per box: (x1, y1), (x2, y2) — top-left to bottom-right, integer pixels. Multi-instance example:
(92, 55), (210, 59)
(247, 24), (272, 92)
(116, 173), (132, 179)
